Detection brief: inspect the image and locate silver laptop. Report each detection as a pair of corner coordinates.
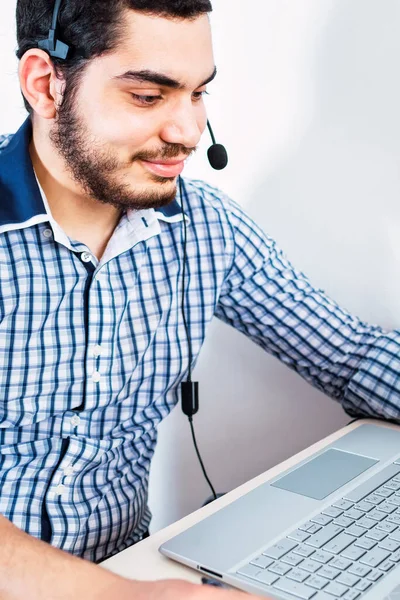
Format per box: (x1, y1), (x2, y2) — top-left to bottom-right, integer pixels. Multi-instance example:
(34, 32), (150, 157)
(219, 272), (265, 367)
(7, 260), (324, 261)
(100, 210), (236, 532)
(160, 423), (400, 599)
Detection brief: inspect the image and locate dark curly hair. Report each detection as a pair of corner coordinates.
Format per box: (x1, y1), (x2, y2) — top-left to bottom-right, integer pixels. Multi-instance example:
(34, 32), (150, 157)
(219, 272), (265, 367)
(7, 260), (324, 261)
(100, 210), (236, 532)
(16, 0), (213, 113)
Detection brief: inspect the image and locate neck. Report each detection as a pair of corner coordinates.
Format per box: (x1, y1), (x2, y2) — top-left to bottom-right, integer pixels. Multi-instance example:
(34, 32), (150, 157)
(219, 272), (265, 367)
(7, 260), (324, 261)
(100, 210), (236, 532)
(29, 123), (122, 260)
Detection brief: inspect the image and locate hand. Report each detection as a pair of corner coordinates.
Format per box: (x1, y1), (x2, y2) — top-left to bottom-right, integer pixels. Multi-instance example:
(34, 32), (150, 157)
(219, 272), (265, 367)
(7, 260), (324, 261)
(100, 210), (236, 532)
(120, 578), (265, 600)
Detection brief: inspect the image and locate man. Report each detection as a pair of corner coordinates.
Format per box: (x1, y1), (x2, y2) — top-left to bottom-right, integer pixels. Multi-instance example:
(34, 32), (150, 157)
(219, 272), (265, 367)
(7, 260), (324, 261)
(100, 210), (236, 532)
(1, 0), (400, 598)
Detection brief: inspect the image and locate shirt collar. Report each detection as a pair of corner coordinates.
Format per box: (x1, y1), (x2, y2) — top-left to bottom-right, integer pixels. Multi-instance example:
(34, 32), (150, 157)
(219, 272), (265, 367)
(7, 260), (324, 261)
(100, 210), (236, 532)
(0, 117), (185, 234)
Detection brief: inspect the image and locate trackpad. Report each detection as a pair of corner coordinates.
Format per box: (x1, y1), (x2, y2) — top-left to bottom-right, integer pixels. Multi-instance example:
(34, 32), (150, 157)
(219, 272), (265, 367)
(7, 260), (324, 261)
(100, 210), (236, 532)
(271, 449), (378, 500)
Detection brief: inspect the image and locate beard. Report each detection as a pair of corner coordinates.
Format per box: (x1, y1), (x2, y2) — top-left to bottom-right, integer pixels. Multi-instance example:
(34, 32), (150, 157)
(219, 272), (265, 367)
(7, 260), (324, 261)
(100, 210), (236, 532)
(49, 94), (195, 212)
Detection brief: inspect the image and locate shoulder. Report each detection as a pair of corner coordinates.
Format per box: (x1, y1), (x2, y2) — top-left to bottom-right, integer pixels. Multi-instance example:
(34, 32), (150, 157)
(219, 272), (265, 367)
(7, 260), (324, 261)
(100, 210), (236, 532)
(182, 177), (249, 226)
(182, 177), (264, 239)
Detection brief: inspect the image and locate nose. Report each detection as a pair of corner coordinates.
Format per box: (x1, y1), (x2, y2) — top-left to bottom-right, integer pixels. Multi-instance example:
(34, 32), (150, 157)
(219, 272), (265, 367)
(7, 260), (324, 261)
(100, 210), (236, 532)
(160, 100), (204, 149)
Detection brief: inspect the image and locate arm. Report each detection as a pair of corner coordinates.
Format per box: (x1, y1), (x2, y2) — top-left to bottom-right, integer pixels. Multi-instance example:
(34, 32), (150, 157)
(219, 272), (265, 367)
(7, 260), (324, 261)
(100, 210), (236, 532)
(216, 198), (400, 422)
(0, 515), (256, 599)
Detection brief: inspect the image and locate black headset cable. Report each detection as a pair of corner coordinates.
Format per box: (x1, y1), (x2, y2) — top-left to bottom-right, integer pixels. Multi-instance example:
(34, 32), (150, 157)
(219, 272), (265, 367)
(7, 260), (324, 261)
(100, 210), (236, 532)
(179, 176), (217, 501)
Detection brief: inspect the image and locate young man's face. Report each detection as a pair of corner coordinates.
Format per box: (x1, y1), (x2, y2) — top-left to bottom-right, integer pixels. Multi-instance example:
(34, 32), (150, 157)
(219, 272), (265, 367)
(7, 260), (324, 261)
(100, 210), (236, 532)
(50, 10), (215, 211)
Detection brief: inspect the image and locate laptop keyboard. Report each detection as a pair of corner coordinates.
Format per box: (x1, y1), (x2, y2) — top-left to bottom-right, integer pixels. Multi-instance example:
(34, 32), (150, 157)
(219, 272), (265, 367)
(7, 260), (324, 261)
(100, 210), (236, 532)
(236, 463), (400, 599)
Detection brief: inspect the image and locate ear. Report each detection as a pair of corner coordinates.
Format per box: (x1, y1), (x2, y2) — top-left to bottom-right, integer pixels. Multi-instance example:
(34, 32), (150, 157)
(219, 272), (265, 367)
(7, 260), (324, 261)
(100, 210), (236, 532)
(19, 49), (65, 119)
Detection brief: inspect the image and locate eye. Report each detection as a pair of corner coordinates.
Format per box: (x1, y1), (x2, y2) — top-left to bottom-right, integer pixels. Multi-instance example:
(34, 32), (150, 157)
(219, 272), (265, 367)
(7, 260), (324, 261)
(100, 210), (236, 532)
(131, 94), (162, 106)
(192, 91), (209, 102)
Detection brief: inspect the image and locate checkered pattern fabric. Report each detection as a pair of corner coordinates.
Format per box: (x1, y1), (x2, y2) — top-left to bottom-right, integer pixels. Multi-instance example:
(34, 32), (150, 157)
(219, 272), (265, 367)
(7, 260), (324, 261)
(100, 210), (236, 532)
(1, 122), (400, 563)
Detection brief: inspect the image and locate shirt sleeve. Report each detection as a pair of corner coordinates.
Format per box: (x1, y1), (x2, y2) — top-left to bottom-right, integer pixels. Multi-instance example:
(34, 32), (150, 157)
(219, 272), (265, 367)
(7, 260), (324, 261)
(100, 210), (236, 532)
(215, 197), (400, 422)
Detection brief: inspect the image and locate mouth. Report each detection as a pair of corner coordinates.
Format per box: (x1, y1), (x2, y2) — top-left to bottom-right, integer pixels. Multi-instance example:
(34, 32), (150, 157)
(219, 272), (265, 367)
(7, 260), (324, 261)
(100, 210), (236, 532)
(140, 158), (186, 178)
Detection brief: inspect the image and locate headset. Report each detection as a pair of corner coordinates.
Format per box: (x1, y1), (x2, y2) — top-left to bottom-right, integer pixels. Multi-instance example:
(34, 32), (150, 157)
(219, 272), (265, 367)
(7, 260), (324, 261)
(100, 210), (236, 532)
(37, 0), (229, 501)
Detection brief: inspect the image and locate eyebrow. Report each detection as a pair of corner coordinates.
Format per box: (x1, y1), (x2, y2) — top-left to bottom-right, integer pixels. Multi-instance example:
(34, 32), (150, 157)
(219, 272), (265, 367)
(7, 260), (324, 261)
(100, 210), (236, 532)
(114, 66), (217, 89)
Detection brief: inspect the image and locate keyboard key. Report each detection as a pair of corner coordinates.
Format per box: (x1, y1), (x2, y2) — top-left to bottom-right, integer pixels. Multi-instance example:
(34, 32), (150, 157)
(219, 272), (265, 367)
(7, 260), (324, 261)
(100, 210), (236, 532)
(355, 580), (371, 592)
(375, 521), (397, 533)
(347, 563), (371, 577)
(293, 545), (315, 558)
(308, 524), (323, 535)
(322, 507), (343, 519)
(375, 487), (394, 499)
(354, 537), (376, 550)
(311, 515), (333, 527)
(255, 570), (279, 585)
(305, 525), (344, 549)
(282, 552), (304, 567)
(332, 500), (354, 511)
(364, 493), (384, 506)
(356, 516), (376, 529)
(312, 551), (333, 564)
(365, 529), (387, 541)
(330, 557), (352, 570)
(359, 548), (390, 568)
(344, 465), (400, 502)
(390, 549), (400, 562)
(323, 533), (354, 554)
(379, 559), (395, 572)
(353, 501), (373, 513)
(340, 545), (366, 561)
(317, 566), (341, 580)
(344, 509), (364, 521)
(237, 564), (262, 580)
(389, 530), (400, 542)
(387, 495), (400, 507)
(386, 514), (400, 526)
(299, 522), (315, 532)
(288, 530), (311, 543)
(263, 539), (297, 560)
(324, 581), (349, 597)
(300, 522), (321, 534)
(366, 569), (383, 582)
(343, 591), (361, 600)
(367, 508), (386, 521)
(288, 569), (310, 583)
(300, 559), (321, 573)
(250, 555), (274, 569)
(273, 577), (316, 599)
(269, 562), (291, 576)
(333, 516), (354, 528)
(384, 480), (400, 491)
(336, 572), (360, 587)
(377, 501), (396, 514)
(345, 525), (365, 538)
(378, 538), (400, 552)
(305, 575), (328, 590)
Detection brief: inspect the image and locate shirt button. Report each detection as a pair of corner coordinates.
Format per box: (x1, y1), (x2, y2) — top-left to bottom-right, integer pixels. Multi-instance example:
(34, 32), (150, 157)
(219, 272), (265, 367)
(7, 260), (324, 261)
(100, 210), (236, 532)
(93, 344), (103, 357)
(55, 484), (66, 496)
(70, 415), (81, 427)
(43, 228), (53, 239)
(81, 252), (92, 263)
(92, 371), (101, 383)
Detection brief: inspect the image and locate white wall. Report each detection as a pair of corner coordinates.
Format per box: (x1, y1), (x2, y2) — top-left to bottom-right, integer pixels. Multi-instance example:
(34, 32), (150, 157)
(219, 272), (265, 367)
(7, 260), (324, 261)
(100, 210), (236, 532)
(2, 0), (400, 533)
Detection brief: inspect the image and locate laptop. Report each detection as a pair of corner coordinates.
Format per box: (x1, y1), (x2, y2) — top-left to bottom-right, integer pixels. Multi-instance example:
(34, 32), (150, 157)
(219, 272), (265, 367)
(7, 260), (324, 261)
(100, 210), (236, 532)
(159, 423), (400, 599)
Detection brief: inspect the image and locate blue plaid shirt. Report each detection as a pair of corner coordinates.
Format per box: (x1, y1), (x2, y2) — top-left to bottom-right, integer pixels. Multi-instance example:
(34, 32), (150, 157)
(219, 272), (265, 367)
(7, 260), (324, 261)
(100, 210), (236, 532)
(1, 119), (400, 563)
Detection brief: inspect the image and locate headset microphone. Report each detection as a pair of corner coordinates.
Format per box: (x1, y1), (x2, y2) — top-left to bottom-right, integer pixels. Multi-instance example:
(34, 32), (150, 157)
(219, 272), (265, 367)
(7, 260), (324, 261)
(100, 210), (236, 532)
(207, 121), (228, 170)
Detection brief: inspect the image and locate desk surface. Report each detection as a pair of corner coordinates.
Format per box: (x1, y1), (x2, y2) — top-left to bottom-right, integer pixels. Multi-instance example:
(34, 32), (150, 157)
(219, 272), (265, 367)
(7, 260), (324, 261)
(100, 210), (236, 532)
(102, 419), (398, 583)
